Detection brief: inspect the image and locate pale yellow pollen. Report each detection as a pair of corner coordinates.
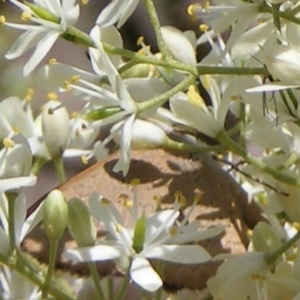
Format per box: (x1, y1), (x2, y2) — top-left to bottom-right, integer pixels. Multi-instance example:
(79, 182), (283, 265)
(174, 190), (186, 206)
(187, 4), (196, 16)
(12, 126), (20, 134)
(48, 58), (57, 65)
(21, 11), (32, 22)
(24, 88), (34, 103)
(193, 193), (201, 203)
(202, 74), (211, 90)
(71, 75), (80, 83)
(3, 138), (15, 148)
(199, 23), (209, 32)
(137, 36), (144, 46)
(71, 111), (78, 118)
(64, 81), (71, 90)
(47, 92), (58, 101)
(202, 1), (210, 11)
(187, 85), (206, 107)
(81, 0), (89, 4)
(80, 155), (88, 165)
(116, 224), (122, 233)
(124, 199), (134, 208)
(169, 225), (178, 236)
(130, 178), (140, 186)
(292, 222), (300, 231)
(0, 15), (6, 25)
(102, 198), (111, 205)
(231, 95), (242, 101)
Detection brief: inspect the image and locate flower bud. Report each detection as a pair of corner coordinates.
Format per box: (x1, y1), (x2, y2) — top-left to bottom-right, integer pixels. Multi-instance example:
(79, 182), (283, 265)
(113, 119), (169, 149)
(42, 100), (70, 158)
(161, 26), (196, 65)
(43, 189), (68, 241)
(67, 197), (96, 247)
(252, 222), (281, 253)
(264, 44), (300, 85)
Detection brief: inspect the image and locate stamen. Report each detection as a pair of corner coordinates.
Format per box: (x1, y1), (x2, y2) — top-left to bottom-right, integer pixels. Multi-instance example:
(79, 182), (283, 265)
(130, 178), (140, 186)
(21, 11), (32, 22)
(199, 23), (209, 32)
(71, 75), (80, 83)
(47, 92), (58, 101)
(0, 15), (6, 25)
(24, 88), (34, 103)
(187, 85), (206, 107)
(48, 58), (57, 65)
(3, 138), (15, 148)
(80, 155), (88, 165)
(101, 198), (111, 205)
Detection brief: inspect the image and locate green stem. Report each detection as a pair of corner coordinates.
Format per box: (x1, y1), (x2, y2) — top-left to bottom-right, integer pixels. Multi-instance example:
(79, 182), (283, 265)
(217, 130), (300, 188)
(0, 251), (74, 300)
(88, 262), (105, 300)
(265, 231), (300, 264)
(31, 157), (48, 175)
(115, 265), (131, 300)
(53, 155), (66, 183)
(62, 26), (95, 47)
(7, 192), (17, 254)
(42, 239), (58, 299)
(142, 0), (171, 59)
(137, 74), (194, 113)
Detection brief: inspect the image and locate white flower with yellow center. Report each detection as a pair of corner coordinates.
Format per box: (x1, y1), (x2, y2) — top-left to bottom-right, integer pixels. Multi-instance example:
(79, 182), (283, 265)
(1, 0), (80, 76)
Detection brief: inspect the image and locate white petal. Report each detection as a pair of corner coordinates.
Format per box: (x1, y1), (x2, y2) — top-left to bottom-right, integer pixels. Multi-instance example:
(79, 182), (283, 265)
(145, 245), (211, 264)
(130, 256), (162, 292)
(0, 176), (37, 191)
(246, 83), (299, 93)
(24, 31), (60, 76)
(62, 245), (122, 262)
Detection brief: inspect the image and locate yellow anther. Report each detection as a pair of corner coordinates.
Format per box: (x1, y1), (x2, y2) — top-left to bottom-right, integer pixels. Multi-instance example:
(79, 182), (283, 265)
(81, 0), (89, 4)
(231, 95), (241, 101)
(116, 224), (123, 233)
(169, 225), (178, 236)
(24, 88), (34, 103)
(101, 198), (111, 205)
(187, 4), (195, 16)
(187, 85), (205, 107)
(193, 193), (201, 203)
(199, 24), (209, 32)
(71, 75), (80, 83)
(292, 222), (300, 231)
(64, 81), (71, 90)
(80, 155), (88, 165)
(174, 191), (186, 206)
(12, 126), (20, 134)
(3, 138), (15, 148)
(71, 111), (78, 118)
(202, 1), (210, 11)
(130, 178), (140, 186)
(137, 36), (144, 46)
(0, 15), (6, 25)
(153, 195), (161, 203)
(21, 11), (32, 22)
(47, 92), (58, 100)
(124, 199), (134, 208)
(48, 58), (57, 65)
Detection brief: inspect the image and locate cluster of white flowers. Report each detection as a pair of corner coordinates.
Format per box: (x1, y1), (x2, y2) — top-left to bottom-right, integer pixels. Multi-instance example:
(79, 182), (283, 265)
(2, 0), (300, 298)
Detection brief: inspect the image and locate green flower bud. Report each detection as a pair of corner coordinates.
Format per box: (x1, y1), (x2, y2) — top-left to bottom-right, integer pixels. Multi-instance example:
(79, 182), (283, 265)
(132, 214), (146, 253)
(252, 222), (281, 253)
(43, 189), (68, 241)
(67, 197), (96, 247)
(24, 1), (60, 23)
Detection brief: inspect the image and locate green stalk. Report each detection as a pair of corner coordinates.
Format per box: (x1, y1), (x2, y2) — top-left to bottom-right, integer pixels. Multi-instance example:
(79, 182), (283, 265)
(265, 231), (300, 264)
(88, 262), (106, 300)
(7, 192), (18, 254)
(217, 130), (300, 188)
(142, 0), (171, 59)
(53, 155), (66, 183)
(42, 239), (58, 299)
(115, 266), (131, 300)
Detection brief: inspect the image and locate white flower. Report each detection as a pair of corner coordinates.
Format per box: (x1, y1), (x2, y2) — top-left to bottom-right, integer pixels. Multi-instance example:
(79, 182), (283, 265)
(42, 100), (70, 158)
(3, 0), (80, 76)
(160, 26), (196, 65)
(63, 193), (222, 292)
(170, 76), (230, 138)
(96, 0), (139, 28)
(0, 134), (36, 191)
(0, 267), (41, 300)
